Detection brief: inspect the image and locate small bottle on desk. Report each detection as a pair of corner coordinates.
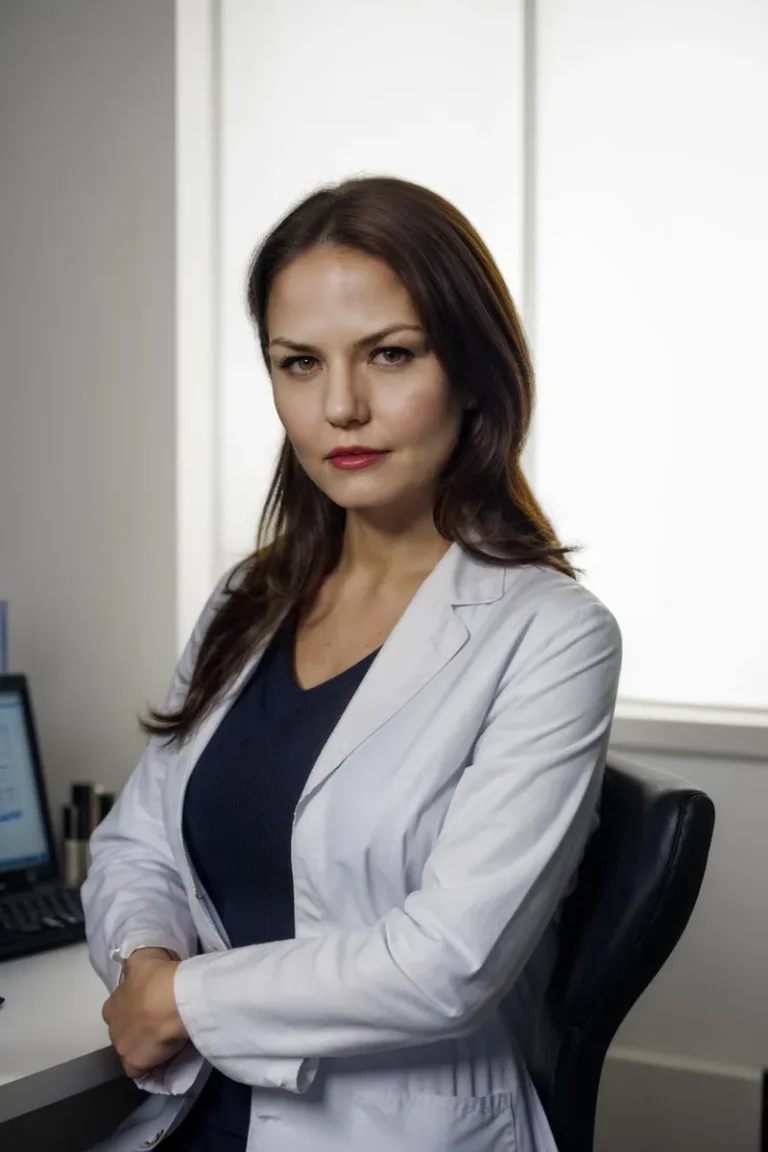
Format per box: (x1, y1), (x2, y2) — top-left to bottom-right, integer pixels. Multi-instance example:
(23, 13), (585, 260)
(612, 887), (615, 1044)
(62, 803), (90, 887)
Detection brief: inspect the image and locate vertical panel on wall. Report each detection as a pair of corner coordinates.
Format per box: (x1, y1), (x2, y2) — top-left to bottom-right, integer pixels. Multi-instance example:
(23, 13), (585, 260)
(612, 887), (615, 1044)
(216, 0), (526, 571)
(535, 0), (768, 710)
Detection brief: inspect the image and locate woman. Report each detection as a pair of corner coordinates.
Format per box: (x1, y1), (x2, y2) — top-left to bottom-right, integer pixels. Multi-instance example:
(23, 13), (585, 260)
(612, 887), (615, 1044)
(83, 175), (622, 1152)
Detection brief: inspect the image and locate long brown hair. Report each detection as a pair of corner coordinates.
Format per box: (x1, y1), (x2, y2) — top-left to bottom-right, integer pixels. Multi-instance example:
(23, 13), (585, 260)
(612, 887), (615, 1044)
(142, 175), (581, 746)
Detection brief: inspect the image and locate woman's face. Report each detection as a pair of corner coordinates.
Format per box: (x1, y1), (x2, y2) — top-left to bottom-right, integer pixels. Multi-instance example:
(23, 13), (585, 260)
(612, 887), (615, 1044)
(265, 245), (465, 521)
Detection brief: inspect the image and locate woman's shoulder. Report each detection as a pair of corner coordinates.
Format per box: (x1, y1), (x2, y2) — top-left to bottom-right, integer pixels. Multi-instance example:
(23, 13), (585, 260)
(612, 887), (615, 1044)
(493, 560), (621, 653)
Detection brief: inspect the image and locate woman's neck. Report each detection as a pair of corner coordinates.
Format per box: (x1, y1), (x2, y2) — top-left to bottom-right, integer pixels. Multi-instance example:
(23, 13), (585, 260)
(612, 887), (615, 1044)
(336, 509), (452, 586)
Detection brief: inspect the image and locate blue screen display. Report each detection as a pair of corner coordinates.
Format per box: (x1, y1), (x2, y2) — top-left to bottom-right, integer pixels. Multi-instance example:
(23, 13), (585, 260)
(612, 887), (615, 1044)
(0, 692), (50, 872)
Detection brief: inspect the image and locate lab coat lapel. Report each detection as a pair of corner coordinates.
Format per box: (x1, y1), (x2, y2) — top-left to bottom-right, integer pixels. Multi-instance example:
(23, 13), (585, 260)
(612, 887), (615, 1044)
(293, 541), (505, 821)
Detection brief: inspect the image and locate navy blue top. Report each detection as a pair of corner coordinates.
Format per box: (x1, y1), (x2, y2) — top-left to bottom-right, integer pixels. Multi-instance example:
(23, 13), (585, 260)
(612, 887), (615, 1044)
(166, 617), (380, 1150)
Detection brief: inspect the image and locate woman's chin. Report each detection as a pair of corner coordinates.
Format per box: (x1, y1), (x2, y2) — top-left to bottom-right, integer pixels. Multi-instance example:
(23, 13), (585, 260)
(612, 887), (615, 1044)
(318, 473), (401, 510)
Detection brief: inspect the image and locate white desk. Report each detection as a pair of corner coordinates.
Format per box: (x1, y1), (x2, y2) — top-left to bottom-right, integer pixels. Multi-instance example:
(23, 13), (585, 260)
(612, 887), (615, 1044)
(0, 943), (122, 1124)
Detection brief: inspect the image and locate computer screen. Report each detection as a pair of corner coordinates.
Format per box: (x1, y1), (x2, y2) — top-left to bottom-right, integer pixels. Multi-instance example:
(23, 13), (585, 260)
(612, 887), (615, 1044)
(0, 689), (51, 873)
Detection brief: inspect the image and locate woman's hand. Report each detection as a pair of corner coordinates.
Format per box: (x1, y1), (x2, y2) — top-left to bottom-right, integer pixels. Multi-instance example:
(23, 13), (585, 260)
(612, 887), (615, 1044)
(102, 947), (189, 1079)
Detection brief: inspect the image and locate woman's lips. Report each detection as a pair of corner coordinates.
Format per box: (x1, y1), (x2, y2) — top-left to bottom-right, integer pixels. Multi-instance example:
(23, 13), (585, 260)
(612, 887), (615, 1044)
(327, 451), (389, 470)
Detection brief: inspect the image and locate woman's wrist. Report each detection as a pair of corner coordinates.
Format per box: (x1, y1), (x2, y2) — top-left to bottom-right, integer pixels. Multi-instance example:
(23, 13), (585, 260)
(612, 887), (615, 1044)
(126, 946), (181, 969)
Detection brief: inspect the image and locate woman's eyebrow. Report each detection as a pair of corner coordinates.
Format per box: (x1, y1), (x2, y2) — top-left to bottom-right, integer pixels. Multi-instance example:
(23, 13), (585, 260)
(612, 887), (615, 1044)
(268, 324), (424, 354)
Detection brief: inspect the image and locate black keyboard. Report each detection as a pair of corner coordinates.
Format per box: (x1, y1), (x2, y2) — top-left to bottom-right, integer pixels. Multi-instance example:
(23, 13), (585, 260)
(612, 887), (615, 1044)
(0, 885), (86, 961)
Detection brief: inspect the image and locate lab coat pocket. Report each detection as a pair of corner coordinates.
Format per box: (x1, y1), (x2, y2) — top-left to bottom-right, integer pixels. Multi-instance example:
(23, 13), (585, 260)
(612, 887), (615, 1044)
(351, 1089), (519, 1152)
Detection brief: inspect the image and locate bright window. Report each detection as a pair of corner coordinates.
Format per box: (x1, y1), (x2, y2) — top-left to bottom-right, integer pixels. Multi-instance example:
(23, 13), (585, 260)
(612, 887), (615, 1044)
(533, 0), (768, 711)
(213, 0), (768, 715)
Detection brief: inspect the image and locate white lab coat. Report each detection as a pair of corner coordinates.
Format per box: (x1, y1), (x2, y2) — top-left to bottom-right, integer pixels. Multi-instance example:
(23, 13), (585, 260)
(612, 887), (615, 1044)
(82, 542), (622, 1152)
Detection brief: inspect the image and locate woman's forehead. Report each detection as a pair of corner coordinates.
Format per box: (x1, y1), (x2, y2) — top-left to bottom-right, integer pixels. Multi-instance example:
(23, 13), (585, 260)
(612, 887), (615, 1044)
(267, 248), (419, 336)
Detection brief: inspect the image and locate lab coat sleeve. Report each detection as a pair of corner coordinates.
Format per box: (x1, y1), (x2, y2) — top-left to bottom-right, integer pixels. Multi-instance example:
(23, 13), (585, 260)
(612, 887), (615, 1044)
(81, 566), (237, 993)
(173, 600), (622, 1089)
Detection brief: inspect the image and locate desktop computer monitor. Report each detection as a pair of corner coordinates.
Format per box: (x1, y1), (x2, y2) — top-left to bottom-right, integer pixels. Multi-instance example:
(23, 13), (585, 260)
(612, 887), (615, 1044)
(0, 676), (58, 894)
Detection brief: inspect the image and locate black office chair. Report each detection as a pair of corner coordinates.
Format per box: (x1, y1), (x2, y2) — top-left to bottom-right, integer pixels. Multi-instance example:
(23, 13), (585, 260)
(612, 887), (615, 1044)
(527, 752), (716, 1152)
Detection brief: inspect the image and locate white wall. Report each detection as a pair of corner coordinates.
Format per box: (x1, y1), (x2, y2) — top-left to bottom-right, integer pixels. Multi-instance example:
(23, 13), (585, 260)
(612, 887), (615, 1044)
(0, 0), (178, 836)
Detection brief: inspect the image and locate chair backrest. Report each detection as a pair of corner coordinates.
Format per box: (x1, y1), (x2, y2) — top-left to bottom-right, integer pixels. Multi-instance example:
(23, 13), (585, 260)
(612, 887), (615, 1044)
(527, 753), (716, 1152)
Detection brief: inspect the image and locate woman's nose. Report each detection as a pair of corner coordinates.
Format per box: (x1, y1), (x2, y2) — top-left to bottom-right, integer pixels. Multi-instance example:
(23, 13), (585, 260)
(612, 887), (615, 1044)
(323, 365), (369, 425)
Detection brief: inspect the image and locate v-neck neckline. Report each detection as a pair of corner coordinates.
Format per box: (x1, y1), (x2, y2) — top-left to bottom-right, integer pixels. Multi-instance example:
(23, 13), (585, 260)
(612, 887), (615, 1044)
(277, 616), (381, 695)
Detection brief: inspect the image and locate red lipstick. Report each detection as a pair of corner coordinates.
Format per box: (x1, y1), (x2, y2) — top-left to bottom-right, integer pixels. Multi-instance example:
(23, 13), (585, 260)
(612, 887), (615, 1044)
(326, 446), (389, 470)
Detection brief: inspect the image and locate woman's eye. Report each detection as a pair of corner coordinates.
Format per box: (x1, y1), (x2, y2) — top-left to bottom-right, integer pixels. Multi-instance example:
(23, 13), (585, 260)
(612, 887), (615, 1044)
(372, 346), (414, 367)
(280, 355), (317, 375)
